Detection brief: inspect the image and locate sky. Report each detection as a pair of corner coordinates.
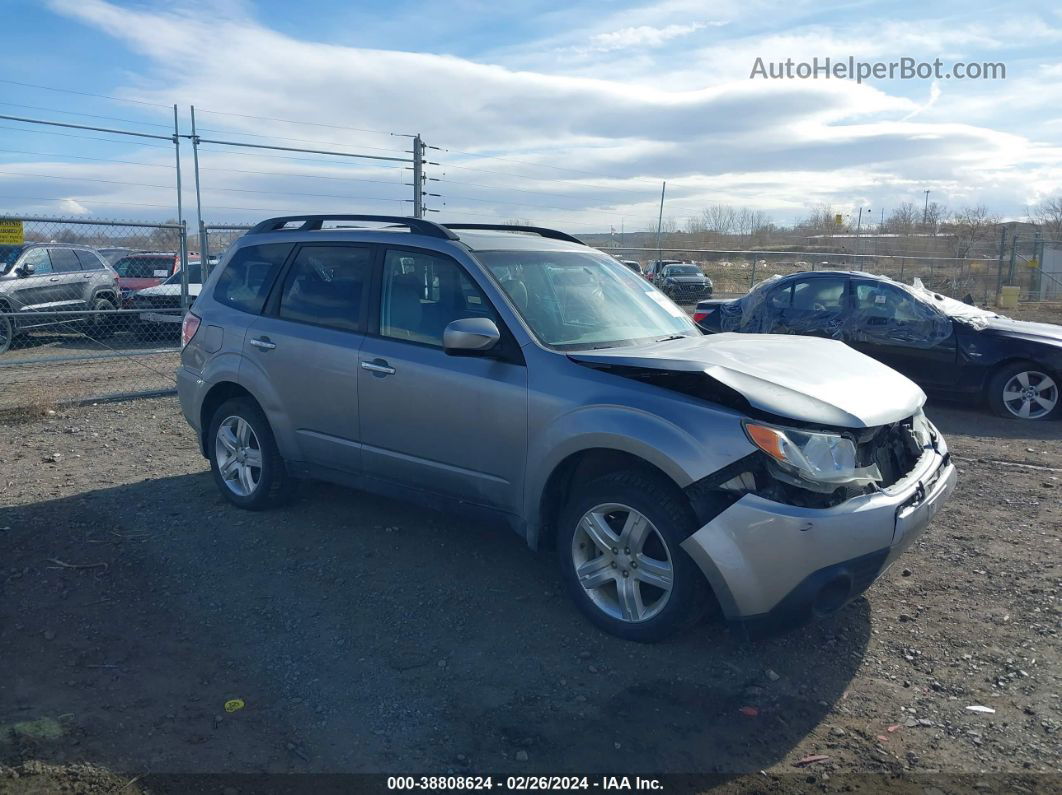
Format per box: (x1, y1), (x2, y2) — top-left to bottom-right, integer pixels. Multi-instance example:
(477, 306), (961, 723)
(0, 0), (1060, 232)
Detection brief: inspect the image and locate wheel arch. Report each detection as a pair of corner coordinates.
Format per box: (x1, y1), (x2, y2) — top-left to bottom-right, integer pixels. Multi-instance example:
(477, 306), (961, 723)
(531, 447), (690, 552)
(198, 381), (260, 456)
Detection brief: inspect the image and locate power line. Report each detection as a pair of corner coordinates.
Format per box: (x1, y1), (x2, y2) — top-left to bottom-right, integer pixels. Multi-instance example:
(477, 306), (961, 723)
(0, 170), (174, 190)
(0, 79), (172, 108)
(194, 107), (402, 137)
(0, 101), (172, 129)
(194, 126), (411, 155)
(208, 185), (408, 203)
(0, 148), (173, 169)
(0, 124), (173, 149)
(200, 164), (404, 186)
(196, 144), (406, 169)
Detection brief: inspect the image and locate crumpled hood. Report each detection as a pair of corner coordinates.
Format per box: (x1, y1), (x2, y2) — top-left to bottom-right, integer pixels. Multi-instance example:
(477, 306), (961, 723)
(979, 316), (1062, 346)
(569, 333), (926, 429)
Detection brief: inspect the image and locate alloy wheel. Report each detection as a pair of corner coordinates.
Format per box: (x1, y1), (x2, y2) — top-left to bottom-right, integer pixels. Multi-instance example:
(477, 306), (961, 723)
(571, 503), (674, 623)
(1001, 370), (1058, 419)
(215, 415), (264, 496)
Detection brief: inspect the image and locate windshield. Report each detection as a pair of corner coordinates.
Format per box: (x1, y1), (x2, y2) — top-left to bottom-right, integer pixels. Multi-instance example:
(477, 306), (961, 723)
(478, 249), (698, 350)
(0, 244), (25, 274)
(163, 263), (203, 285)
(664, 265), (701, 276)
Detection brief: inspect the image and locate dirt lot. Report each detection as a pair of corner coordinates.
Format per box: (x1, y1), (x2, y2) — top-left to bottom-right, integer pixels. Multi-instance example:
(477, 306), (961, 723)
(0, 396), (1060, 793)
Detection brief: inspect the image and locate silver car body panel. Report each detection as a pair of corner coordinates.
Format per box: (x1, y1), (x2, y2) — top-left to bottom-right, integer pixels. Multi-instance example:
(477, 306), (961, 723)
(177, 223), (955, 625)
(682, 438), (954, 618)
(567, 333), (926, 428)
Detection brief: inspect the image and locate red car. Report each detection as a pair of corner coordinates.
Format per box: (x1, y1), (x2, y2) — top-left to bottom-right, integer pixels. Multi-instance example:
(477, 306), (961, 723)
(111, 252), (182, 305)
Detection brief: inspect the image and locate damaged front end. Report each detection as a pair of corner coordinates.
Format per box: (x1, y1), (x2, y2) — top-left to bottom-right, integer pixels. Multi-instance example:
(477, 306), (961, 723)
(688, 410), (939, 513)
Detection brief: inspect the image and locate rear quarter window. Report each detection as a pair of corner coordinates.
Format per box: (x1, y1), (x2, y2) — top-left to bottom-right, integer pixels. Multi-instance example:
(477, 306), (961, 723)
(75, 250), (106, 270)
(213, 243), (293, 314)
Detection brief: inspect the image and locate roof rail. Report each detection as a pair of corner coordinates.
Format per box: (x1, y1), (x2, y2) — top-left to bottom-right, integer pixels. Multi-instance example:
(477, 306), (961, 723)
(442, 223), (584, 245)
(247, 215), (459, 239)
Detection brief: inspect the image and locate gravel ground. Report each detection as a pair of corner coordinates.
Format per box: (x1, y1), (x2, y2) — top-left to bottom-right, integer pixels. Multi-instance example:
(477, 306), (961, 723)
(0, 396), (1060, 793)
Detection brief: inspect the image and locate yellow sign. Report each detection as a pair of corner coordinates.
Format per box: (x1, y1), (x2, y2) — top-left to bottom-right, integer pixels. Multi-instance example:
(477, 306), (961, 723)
(834, 214), (844, 225)
(1027, 258), (1039, 269)
(0, 220), (23, 244)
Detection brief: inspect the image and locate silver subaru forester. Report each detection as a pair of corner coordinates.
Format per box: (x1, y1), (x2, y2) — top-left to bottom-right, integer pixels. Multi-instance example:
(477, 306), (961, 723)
(177, 215), (956, 642)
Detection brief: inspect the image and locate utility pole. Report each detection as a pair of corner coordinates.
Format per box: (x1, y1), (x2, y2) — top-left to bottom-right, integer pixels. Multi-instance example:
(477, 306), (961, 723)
(655, 181), (666, 268)
(923, 189), (931, 226)
(856, 207), (870, 255)
(412, 134), (424, 219)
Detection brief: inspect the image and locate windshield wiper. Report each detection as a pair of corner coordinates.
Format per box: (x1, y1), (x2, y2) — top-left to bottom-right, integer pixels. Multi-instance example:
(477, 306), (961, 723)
(656, 334), (688, 342)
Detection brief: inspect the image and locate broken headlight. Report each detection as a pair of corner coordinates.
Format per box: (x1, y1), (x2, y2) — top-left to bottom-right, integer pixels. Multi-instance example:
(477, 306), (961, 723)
(743, 421), (882, 493)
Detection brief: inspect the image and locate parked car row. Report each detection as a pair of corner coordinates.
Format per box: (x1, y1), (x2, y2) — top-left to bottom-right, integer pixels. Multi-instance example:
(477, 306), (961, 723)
(0, 243), (208, 353)
(177, 216), (957, 643)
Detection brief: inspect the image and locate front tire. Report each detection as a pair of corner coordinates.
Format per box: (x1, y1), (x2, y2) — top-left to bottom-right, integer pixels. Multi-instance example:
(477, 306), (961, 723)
(83, 296), (117, 339)
(207, 397), (295, 509)
(987, 362), (1059, 420)
(0, 311), (12, 355)
(556, 470), (710, 642)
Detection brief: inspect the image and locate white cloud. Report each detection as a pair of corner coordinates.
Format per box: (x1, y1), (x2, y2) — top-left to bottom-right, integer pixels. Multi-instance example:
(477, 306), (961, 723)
(30, 0), (1062, 229)
(583, 22), (710, 52)
(57, 198), (90, 215)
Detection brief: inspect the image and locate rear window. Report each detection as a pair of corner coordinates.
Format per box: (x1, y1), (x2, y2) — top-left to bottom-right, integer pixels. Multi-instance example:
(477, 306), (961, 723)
(114, 255), (175, 279)
(213, 243), (293, 314)
(75, 249), (106, 270)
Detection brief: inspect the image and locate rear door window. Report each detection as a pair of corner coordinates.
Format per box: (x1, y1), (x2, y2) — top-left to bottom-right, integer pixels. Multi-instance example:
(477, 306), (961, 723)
(791, 278), (846, 310)
(213, 243), (293, 315)
(49, 248), (82, 273)
(277, 245), (372, 332)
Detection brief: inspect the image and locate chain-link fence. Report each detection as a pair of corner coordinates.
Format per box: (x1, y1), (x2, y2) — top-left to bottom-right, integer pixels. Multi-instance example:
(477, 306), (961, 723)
(199, 223), (251, 280)
(601, 246), (1006, 304)
(0, 216), (191, 415)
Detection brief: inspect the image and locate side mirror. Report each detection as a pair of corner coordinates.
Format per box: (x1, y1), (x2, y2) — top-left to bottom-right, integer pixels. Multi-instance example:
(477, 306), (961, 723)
(443, 317), (501, 355)
(16, 262), (34, 277)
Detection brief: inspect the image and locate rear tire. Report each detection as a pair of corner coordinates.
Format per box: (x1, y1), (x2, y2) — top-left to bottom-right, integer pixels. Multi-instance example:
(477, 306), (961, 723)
(556, 469), (710, 643)
(207, 397), (296, 510)
(987, 361), (1059, 420)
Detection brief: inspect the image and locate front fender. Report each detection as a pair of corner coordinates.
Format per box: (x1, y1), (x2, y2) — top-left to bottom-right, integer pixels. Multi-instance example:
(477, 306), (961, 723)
(523, 404), (752, 545)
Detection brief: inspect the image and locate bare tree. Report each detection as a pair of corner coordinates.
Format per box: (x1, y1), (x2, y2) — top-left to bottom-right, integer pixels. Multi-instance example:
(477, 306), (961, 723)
(1032, 197), (1062, 240)
(950, 205), (999, 258)
(702, 204), (737, 236)
(884, 202), (919, 235)
(797, 204), (845, 235)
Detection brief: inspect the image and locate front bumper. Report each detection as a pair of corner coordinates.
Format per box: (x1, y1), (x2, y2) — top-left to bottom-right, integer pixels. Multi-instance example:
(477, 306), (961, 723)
(681, 445), (956, 637)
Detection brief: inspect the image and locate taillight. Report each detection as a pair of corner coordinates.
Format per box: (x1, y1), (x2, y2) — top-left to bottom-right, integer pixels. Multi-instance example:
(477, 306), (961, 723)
(693, 309), (712, 324)
(181, 311), (201, 348)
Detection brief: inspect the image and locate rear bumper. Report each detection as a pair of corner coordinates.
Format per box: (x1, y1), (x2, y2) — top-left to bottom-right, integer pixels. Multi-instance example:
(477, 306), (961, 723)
(175, 364), (204, 445)
(681, 444), (956, 637)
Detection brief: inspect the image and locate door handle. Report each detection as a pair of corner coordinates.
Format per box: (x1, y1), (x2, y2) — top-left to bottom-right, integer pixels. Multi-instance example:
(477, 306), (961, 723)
(249, 337), (276, 350)
(49, 277), (61, 282)
(361, 359), (396, 375)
